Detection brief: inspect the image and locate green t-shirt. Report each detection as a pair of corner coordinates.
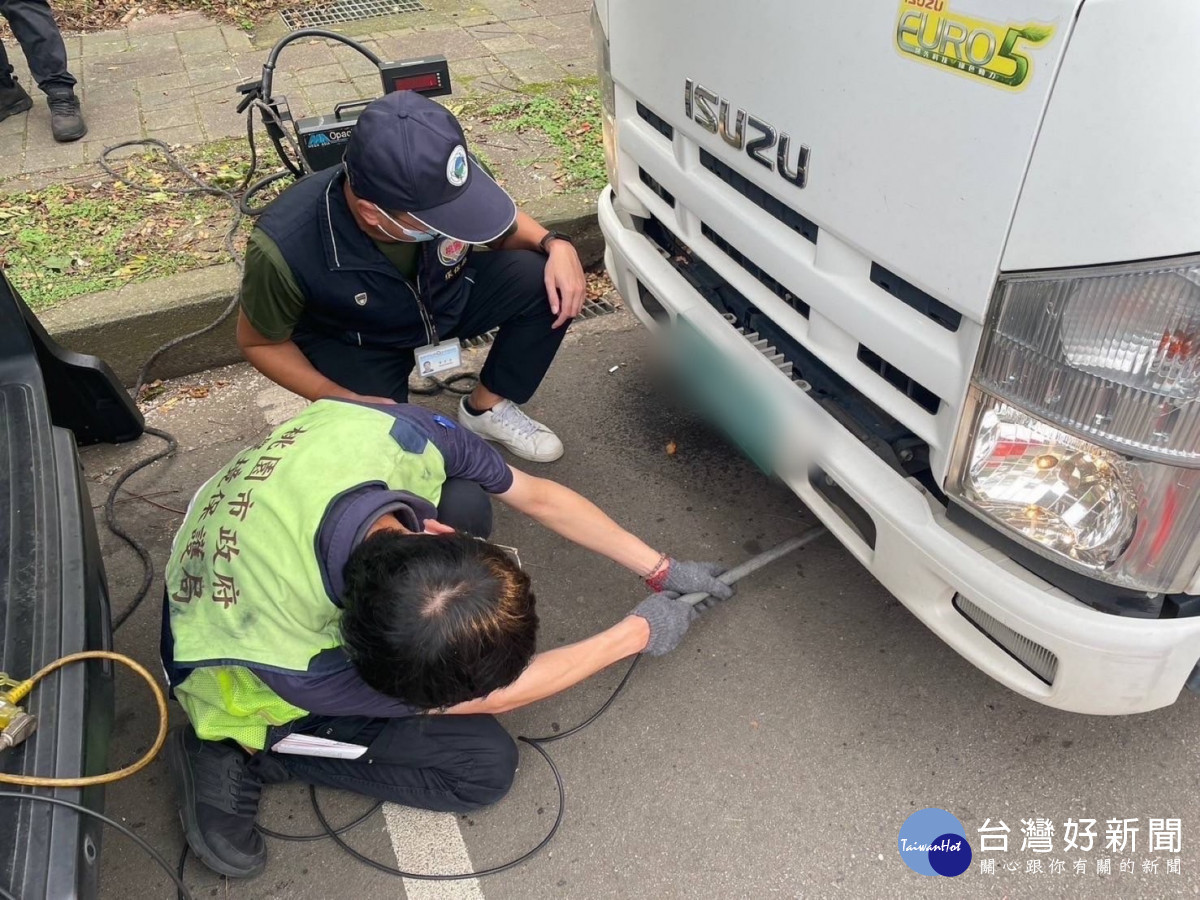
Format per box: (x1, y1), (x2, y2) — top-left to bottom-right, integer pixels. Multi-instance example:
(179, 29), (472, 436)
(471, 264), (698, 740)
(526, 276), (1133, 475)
(240, 229), (420, 341)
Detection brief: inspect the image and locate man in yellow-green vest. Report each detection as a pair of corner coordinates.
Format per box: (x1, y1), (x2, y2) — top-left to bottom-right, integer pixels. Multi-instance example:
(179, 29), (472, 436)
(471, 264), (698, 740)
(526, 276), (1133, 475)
(162, 398), (735, 879)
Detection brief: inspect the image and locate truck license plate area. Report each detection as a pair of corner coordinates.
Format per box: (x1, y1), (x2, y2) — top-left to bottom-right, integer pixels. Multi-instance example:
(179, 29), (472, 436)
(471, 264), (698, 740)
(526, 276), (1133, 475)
(670, 317), (779, 475)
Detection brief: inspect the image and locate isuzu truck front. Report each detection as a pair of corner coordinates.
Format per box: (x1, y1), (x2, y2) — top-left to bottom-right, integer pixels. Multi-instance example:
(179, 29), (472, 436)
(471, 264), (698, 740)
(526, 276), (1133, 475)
(593, 0), (1200, 714)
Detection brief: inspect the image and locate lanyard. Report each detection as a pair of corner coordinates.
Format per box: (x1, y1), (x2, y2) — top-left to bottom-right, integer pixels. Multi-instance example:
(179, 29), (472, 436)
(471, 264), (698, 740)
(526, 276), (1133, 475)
(408, 271), (438, 345)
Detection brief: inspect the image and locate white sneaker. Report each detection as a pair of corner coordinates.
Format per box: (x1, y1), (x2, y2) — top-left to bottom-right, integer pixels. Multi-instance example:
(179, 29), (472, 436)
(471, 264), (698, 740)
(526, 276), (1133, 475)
(457, 398), (564, 462)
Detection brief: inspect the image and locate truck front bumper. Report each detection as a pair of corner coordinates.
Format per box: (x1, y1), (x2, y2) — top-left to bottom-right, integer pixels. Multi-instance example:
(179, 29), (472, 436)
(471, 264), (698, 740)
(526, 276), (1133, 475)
(600, 186), (1200, 716)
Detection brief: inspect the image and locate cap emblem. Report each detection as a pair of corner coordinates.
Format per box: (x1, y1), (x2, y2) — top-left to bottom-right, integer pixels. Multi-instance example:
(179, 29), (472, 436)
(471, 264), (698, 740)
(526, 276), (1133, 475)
(447, 145), (469, 187)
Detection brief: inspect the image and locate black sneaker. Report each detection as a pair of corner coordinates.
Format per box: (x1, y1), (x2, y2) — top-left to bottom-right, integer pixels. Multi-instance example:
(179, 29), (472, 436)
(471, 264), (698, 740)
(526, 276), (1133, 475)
(46, 91), (86, 143)
(166, 725), (267, 879)
(0, 76), (32, 124)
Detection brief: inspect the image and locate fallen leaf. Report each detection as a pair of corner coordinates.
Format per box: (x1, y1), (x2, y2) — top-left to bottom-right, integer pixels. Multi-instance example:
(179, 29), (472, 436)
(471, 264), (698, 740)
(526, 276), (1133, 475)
(666, 441), (678, 456)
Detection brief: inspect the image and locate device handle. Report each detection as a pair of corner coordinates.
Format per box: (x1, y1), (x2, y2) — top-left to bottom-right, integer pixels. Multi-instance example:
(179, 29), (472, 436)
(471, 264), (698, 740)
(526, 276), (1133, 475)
(333, 99), (373, 120)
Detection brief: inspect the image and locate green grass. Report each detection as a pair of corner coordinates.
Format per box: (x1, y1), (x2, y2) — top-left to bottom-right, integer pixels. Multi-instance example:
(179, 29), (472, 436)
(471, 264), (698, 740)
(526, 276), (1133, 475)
(469, 80), (605, 190)
(1, 139), (267, 310)
(1, 79), (605, 311)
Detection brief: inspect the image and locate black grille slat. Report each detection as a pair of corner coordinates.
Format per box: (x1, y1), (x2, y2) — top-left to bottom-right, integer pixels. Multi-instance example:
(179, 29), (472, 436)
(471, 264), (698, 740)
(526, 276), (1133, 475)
(699, 150), (818, 244)
(638, 169), (675, 207)
(857, 346), (941, 415)
(700, 223), (808, 318)
(636, 103), (674, 141)
(870, 264), (961, 332)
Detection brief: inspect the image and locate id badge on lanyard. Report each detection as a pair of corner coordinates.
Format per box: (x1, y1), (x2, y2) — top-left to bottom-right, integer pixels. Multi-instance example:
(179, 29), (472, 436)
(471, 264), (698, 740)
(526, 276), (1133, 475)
(415, 338), (463, 375)
(413, 288), (462, 375)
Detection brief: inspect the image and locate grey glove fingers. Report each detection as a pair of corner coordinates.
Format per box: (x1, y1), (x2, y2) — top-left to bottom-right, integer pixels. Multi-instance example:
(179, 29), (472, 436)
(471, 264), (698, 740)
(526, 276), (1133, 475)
(666, 559), (735, 601)
(631, 591), (696, 657)
(696, 560), (735, 600)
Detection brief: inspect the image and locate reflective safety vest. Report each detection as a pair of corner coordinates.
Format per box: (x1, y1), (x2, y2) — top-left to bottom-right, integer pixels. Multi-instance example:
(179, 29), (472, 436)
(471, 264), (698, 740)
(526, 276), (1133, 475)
(164, 400), (447, 749)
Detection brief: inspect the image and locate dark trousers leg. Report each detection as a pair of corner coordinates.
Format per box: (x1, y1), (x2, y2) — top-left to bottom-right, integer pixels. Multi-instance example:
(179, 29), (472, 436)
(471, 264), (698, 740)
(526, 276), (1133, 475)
(292, 332), (416, 403)
(451, 250), (571, 404)
(0, 0), (75, 94)
(270, 714), (518, 813)
(293, 250), (567, 405)
(437, 477), (493, 539)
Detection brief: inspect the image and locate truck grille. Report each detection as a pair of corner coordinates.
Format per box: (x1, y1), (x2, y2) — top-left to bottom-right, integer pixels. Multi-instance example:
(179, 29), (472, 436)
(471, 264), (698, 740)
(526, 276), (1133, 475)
(954, 595), (1058, 685)
(692, 216), (942, 417)
(857, 346), (940, 415)
(636, 102), (674, 142)
(700, 224), (809, 319)
(870, 264), (962, 332)
(640, 214), (937, 491)
(699, 150), (818, 244)
(639, 169), (675, 207)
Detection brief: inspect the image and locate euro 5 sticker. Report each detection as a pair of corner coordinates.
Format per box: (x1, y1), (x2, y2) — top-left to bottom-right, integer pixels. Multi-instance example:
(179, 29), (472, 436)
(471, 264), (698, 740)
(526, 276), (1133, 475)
(895, 0), (1055, 91)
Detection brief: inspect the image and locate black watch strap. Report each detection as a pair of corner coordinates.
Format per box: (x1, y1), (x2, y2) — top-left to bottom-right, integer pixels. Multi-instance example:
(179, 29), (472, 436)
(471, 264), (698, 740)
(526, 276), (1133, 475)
(539, 230), (573, 254)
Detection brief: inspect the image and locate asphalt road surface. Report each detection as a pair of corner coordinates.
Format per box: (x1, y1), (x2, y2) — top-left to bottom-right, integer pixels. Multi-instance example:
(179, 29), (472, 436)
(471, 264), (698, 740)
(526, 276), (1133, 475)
(81, 311), (1200, 900)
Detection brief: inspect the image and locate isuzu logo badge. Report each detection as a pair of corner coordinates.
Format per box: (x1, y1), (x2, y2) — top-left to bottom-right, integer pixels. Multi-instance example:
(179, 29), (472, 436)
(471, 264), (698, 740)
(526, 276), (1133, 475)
(684, 79), (810, 189)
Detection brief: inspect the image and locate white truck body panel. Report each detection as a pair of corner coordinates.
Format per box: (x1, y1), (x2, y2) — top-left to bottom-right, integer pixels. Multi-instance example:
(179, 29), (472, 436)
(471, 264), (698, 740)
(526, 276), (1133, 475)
(1004, 0), (1200, 269)
(611, 0), (1079, 322)
(597, 0), (1200, 713)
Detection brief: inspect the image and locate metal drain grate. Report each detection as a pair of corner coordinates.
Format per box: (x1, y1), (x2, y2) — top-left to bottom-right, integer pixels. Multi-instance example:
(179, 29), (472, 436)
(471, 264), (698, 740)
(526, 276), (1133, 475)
(282, 0), (425, 29)
(461, 296), (618, 349)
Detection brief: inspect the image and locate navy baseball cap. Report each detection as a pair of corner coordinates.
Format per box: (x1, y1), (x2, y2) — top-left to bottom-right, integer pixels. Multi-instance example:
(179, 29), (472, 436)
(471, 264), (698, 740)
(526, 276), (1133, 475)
(344, 91), (517, 244)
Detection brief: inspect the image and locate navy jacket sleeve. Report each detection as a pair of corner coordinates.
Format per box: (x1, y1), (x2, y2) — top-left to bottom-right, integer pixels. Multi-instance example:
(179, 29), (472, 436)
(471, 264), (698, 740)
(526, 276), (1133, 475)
(384, 405), (514, 493)
(254, 650), (421, 718)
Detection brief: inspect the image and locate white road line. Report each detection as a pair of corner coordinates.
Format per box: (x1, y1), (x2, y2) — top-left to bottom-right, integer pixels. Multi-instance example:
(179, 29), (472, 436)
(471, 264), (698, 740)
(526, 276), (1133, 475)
(383, 803), (485, 900)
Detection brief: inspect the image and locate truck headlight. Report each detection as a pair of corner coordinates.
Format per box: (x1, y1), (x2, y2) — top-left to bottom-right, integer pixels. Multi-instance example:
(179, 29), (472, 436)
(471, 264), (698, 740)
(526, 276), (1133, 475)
(949, 255), (1200, 593)
(591, 3), (619, 191)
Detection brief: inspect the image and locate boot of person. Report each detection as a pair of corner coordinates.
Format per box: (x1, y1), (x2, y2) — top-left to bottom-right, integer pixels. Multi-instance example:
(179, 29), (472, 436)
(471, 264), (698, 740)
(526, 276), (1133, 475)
(0, 73), (33, 124)
(46, 89), (86, 142)
(166, 725), (268, 878)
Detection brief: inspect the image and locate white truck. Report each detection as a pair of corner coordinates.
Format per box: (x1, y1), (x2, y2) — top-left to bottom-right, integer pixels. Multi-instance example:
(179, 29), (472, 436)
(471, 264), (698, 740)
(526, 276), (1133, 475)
(591, 0), (1200, 715)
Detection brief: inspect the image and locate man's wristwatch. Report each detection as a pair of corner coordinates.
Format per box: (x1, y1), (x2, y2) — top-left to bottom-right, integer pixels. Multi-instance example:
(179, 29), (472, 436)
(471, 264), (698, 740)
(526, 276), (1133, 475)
(538, 231), (574, 255)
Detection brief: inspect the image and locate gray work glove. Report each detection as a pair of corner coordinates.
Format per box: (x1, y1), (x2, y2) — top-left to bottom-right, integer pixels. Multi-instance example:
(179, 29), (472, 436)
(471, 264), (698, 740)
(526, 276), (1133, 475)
(647, 559), (735, 605)
(631, 591), (700, 657)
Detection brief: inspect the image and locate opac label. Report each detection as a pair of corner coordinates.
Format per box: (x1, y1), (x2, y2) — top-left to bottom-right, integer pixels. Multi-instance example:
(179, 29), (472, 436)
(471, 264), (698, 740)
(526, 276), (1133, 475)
(895, 0), (1056, 91)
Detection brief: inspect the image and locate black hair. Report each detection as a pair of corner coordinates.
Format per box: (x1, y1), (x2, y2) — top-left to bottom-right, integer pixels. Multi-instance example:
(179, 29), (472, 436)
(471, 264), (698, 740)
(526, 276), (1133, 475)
(340, 531), (538, 710)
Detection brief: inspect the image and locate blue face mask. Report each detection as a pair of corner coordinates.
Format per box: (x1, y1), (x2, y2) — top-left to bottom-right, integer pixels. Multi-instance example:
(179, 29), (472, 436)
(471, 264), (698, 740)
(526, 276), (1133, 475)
(374, 204), (437, 242)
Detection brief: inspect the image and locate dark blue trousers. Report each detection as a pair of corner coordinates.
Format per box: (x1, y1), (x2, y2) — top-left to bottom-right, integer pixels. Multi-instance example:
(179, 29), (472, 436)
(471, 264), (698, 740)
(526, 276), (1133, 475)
(295, 250), (570, 405)
(0, 0), (76, 94)
(270, 713), (518, 812)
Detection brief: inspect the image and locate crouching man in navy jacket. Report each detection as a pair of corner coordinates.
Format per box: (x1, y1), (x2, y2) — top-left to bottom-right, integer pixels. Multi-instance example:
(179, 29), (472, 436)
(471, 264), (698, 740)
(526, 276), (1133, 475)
(238, 90), (585, 463)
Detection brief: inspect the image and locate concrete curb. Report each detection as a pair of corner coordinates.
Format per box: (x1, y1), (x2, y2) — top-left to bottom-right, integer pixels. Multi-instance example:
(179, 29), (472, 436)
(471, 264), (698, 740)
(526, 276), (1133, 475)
(42, 195), (602, 386)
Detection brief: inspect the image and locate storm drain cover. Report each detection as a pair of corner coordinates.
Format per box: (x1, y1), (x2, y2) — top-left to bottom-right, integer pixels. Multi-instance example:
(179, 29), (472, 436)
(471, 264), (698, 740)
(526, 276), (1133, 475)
(462, 296), (618, 349)
(281, 0), (425, 29)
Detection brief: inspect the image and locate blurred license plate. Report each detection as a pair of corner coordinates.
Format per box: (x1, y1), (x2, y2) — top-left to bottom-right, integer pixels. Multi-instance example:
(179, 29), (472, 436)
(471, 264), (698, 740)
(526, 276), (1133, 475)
(670, 317), (776, 474)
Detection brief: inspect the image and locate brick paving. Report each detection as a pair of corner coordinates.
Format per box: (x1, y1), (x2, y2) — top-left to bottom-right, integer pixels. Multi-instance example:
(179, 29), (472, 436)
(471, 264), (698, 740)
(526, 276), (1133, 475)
(0, 0), (594, 182)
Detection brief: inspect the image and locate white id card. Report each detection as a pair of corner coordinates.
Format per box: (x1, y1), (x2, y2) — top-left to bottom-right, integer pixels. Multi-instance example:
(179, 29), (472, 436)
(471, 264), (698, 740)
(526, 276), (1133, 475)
(415, 339), (462, 376)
